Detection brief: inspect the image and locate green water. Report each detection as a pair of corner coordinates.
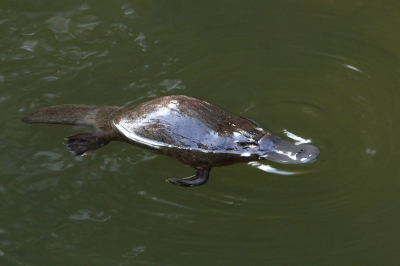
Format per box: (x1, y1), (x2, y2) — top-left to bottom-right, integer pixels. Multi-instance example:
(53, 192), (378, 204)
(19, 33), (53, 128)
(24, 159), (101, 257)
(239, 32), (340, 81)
(1, 1), (400, 265)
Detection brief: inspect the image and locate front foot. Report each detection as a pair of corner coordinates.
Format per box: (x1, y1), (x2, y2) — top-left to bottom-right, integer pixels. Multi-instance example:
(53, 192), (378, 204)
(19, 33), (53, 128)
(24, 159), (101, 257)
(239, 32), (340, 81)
(167, 168), (210, 187)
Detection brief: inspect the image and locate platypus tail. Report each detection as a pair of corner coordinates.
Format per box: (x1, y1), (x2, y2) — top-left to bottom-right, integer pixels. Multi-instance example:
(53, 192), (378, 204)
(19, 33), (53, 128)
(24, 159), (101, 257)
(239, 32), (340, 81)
(21, 104), (119, 128)
(22, 104), (121, 156)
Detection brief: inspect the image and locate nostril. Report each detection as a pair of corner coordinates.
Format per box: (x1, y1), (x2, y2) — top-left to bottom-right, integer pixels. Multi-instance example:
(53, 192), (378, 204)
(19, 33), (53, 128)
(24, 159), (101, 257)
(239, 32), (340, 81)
(297, 149), (304, 154)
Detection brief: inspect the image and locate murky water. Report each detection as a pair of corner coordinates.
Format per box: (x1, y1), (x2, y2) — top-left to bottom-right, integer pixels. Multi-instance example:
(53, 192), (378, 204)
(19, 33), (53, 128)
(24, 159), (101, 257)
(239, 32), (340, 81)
(1, 1), (400, 265)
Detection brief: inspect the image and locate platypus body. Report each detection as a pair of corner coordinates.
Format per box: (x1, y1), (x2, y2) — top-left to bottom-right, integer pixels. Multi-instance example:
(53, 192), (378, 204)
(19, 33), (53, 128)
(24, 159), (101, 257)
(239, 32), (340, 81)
(22, 95), (319, 187)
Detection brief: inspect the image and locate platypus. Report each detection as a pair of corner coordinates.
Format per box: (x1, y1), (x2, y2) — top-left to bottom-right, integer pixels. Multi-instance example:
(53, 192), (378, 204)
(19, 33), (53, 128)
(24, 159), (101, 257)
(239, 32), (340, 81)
(22, 95), (319, 187)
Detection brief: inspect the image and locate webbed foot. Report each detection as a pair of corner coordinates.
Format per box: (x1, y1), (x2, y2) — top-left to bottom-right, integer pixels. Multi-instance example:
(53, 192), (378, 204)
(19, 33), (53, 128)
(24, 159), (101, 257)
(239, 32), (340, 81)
(65, 132), (110, 156)
(167, 168), (210, 187)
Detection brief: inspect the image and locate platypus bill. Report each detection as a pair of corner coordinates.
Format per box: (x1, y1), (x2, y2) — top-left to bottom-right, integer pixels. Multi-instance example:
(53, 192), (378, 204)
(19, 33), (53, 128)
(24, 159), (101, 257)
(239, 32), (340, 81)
(22, 95), (320, 187)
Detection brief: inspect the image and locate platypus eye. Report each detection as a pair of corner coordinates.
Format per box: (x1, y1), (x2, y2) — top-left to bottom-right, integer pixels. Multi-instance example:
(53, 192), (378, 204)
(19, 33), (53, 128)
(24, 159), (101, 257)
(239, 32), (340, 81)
(237, 142), (258, 149)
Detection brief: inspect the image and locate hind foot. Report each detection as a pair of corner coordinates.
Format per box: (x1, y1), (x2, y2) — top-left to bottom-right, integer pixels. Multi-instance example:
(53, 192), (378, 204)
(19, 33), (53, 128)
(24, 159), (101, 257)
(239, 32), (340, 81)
(167, 168), (210, 187)
(65, 132), (110, 156)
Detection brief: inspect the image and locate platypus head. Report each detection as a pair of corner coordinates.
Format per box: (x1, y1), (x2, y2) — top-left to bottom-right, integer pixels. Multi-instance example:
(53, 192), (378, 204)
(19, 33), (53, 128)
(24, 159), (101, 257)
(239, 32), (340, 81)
(258, 134), (320, 164)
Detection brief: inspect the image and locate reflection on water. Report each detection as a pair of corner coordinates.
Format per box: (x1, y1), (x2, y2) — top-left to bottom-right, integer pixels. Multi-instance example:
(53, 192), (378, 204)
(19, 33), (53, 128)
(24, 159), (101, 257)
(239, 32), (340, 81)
(69, 209), (112, 222)
(248, 161), (295, 175)
(137, 191), (191, 209)
(1, 0), (400, 265)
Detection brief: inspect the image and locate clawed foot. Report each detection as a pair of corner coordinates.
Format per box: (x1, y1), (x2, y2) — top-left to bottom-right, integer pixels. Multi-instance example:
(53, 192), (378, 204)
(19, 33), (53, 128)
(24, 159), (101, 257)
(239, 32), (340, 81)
(167, 168), (210, 187)
(65, 132), (109, 156)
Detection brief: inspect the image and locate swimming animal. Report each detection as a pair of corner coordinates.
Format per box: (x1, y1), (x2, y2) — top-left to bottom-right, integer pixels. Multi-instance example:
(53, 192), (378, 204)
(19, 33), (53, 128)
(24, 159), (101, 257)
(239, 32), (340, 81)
(22, 95), (319, 187)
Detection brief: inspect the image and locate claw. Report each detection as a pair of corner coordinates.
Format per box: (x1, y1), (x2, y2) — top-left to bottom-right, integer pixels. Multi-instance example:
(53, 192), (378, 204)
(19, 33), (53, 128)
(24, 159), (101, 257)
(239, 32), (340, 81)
(64, 132), (109, 156)
(167, 168), (210, 187)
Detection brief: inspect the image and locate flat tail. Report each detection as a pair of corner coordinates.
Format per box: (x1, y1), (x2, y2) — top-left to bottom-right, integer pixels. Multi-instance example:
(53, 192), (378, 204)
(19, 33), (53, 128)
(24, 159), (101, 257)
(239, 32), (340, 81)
(22, 104), (119, 127)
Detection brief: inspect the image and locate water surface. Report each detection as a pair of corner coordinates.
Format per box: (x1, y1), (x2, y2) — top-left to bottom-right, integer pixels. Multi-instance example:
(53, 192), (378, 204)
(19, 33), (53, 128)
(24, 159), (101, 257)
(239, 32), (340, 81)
(1, 1), (400, 265)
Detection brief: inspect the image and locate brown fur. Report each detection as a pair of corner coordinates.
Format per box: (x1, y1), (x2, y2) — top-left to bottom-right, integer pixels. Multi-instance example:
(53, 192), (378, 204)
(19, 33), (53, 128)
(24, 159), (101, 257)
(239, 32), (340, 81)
(21, 104), (120, 130)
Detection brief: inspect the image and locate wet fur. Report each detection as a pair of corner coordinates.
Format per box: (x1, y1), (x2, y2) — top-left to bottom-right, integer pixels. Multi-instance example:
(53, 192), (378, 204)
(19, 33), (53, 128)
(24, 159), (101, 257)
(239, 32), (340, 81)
(22, 104), (119, 130)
